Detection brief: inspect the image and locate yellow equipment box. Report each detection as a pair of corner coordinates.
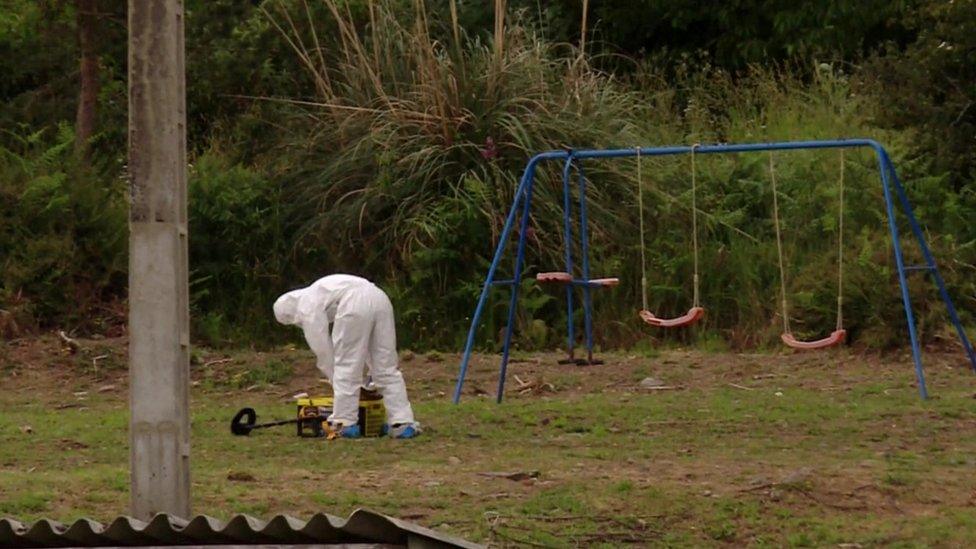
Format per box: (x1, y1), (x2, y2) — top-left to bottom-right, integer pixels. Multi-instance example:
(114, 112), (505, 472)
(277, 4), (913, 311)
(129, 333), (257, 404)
(295, 391), (386, 438)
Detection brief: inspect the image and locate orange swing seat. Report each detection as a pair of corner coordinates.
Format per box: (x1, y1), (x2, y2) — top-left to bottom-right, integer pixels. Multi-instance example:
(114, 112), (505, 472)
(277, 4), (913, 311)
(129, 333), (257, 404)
(536, 271), (573, 283)
(639, 306), (705, 328)
(536, 271), (620, 287)
(780, 329), (846, 350)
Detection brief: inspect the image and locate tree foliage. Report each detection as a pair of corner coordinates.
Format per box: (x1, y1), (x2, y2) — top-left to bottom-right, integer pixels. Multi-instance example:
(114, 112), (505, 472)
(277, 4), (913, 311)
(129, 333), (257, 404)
(0, 0), (973, 351)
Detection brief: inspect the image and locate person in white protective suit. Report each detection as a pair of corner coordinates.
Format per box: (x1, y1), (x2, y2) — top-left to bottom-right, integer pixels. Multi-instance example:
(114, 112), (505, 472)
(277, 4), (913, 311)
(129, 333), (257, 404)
(273, 274), (419, 439)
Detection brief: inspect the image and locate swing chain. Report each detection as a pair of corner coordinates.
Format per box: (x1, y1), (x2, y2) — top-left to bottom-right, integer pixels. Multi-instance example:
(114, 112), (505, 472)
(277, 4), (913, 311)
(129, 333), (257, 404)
(770, 150), (846, 337)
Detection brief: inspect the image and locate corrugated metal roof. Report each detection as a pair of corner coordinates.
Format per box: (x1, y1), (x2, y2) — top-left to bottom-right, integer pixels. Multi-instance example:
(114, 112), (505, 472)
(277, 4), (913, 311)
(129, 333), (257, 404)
(0, 509), (483, 548)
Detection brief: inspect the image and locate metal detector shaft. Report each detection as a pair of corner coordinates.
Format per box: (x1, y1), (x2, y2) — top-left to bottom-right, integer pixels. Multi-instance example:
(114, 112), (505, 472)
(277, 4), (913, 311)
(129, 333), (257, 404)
(230, 407), (322, 436)
(250, 418), (301, 430)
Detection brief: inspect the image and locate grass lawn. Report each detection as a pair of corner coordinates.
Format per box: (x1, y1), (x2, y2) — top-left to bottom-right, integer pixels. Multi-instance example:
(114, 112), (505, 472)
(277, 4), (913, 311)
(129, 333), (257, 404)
(2, 335), (976, 546)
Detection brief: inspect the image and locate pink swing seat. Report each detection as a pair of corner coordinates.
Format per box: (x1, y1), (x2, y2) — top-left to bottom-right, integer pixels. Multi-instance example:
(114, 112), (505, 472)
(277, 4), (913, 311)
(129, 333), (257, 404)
(781, 329), (846, 350)
(639, 306), (705, 328)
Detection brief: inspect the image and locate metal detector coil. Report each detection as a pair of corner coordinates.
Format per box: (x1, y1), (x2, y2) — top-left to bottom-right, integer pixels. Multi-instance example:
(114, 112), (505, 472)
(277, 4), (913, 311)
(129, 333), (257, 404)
(229, 406), (323, 436)
(230, 407), (257, 435)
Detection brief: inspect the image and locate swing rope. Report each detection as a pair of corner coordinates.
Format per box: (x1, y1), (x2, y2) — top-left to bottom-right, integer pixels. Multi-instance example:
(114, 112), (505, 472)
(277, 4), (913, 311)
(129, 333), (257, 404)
(637, 147), (649, 312)
(691, 144), (701, 308)
(836, 149), (845, 331)
(768, 152), (791, 334)
(636, 144), (706, 328)
(769, 150), (846, 348)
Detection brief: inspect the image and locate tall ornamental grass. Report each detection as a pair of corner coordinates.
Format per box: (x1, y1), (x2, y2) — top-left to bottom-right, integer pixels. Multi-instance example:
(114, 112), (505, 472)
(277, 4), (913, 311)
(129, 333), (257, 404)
(248, 1), (973, 351)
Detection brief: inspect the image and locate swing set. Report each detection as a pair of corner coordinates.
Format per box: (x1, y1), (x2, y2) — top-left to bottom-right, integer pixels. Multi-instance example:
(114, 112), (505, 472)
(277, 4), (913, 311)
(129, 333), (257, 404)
(452, 139), (976, 403)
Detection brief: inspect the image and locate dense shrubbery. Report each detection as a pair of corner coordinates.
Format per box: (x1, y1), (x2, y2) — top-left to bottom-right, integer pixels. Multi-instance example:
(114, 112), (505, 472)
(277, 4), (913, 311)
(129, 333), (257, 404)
(0, 0), (973, 352)
(0, 124), (126, 335)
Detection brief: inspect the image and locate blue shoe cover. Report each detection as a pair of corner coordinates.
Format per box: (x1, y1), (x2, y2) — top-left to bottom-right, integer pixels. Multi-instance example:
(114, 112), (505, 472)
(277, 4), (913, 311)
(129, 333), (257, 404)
(391, 423), (420, 439)
(339, 424), (361, 438)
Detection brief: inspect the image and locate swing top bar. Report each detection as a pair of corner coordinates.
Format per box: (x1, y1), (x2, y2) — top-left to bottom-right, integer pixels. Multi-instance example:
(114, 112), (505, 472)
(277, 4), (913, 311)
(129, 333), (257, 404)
(537, 139), (885, 163)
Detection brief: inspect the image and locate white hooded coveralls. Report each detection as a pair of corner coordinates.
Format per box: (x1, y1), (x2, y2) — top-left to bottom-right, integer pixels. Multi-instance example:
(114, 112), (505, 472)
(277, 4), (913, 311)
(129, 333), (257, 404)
(273, 275), (416, 427)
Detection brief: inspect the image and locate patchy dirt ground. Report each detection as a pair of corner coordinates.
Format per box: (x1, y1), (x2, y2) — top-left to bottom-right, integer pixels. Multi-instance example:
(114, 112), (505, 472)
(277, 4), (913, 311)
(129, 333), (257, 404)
(2, 334), (976, 546)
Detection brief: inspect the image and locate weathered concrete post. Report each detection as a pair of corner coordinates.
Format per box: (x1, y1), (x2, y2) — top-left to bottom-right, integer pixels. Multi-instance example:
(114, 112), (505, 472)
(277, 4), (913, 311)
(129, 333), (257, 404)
(127, 0), (190, 519)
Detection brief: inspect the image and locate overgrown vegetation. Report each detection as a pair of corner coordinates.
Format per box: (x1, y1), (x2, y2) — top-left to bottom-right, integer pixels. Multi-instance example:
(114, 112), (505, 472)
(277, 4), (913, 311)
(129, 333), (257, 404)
(1, 0), (974, 352)
(0, 124), (126, 335)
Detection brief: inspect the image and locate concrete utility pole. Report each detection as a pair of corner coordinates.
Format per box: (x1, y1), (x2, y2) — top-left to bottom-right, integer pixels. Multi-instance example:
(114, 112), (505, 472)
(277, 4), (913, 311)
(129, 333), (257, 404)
(127, 0), (190, 519)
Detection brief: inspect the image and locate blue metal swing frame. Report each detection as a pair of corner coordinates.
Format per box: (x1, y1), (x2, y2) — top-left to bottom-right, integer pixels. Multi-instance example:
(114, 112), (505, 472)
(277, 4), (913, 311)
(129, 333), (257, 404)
(452, 139), (976, 403)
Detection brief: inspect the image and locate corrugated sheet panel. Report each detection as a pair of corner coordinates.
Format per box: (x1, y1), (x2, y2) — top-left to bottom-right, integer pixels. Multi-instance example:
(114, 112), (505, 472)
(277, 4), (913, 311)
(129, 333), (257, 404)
(0, 509), (482, 548)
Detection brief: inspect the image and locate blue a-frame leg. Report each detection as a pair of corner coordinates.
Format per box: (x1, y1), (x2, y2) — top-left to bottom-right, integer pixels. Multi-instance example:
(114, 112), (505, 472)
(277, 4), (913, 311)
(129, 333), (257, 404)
(575, 160), (598, 364)
(883, 152), (976, 375)
(559, 156), (577, 363)
(452, 139), (976, 403)
(554, 154), (603, 366)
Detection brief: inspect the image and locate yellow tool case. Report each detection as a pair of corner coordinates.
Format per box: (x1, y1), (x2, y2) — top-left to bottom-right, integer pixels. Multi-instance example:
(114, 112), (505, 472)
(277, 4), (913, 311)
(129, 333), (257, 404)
(295, 391), (386, 438)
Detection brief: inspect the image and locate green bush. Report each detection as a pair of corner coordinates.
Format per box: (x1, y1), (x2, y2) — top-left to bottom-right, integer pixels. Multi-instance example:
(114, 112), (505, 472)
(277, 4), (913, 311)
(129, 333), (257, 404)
(3, 1), (972, 355)
(0, 124), (126, 334)
(187, 151), (317, 346)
